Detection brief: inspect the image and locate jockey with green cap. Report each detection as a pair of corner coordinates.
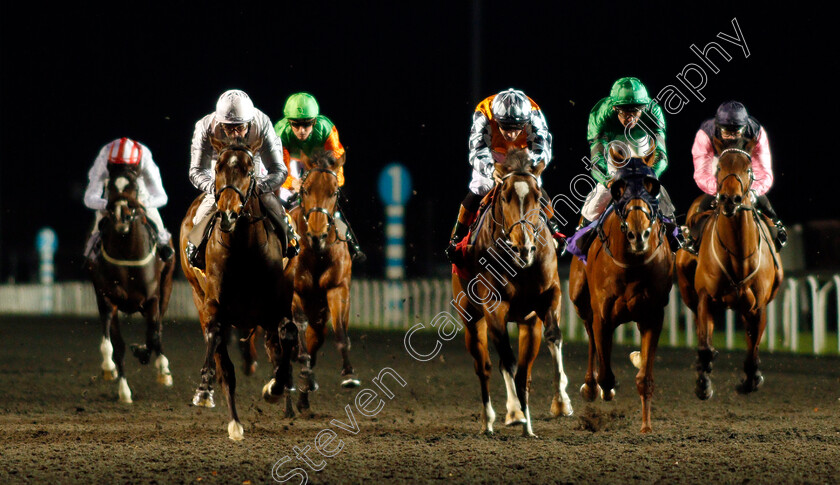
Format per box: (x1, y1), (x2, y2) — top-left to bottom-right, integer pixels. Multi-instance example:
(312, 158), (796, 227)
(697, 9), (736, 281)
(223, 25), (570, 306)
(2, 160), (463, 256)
(576, 77), (685, 253)
(274, 93), (365, 262)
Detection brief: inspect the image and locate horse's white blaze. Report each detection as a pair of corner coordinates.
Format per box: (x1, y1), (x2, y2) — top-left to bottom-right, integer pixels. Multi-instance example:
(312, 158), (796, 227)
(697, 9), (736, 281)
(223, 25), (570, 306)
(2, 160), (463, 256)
(513, 181), (532, 248)
(228, 420), (244, 441)
(483, 400), (496, 433)
(155, 355), (173, 387)
(118, 377), (132, 404)
(630, 351), (643, 369)
(114, 177), (129, 193)
(548, 341), (573, 414)
(501, 368), (522, 415)
(100, 337), (116, 374)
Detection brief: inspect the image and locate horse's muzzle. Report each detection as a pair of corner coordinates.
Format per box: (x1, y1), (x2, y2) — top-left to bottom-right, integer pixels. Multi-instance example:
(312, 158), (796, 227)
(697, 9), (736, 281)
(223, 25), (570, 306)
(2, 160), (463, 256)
(219, 211), (238, 233)
(307, 232), (328, 251)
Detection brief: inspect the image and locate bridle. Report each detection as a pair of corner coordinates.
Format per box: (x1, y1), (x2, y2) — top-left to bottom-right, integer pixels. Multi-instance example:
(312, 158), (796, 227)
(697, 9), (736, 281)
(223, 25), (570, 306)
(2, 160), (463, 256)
(299, 167), (345, 244)
(490, 171), (543, 246)
(214, 145), (264, 228)
(598, 176), (665, 268)
(715, 148), (755, 214)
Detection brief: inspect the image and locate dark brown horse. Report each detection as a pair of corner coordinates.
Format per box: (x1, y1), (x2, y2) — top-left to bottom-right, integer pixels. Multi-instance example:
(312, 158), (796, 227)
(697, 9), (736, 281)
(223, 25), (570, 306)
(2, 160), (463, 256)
(286, 150), (358, 414)
(86, 163), (175, 403)
(179, 137), (296, 440)
(676, 137), (783, 399)
(451, 148), (573, 437)
(569, 148), (673, 433)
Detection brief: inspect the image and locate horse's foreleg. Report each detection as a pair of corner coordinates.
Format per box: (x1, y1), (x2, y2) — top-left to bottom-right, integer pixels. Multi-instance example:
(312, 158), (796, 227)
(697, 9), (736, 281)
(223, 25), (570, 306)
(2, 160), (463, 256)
(327, 286), (359, 388)
(237, 328), (258, 376)
(580, 316), (598, 402)
(193, 311), (222, 408)
(215, 335), (243, 440)
(145, 300), (173, 387)
(695, 294), (719, 400)
(487, 317), (522, 427)
(593, 314), (616, 401)
(96, 294), (119, 382)
(297, 319), (326, 413)
(262, 327), (285, 405)
(544, 289), (573, 418)
(738, 307), (766, 394)
(635, 315), (663, 434)
(465, 317), (494, 435)
(515, 318), (542, 437)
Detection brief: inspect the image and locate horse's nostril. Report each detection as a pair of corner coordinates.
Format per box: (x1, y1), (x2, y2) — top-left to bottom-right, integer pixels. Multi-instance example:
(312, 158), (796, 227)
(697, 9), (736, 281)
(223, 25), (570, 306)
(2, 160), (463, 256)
(529, 246), (536, 254)
(643, 229), (651, 239)
(733, 195), (742, 205)
(628, 232), (636, 240)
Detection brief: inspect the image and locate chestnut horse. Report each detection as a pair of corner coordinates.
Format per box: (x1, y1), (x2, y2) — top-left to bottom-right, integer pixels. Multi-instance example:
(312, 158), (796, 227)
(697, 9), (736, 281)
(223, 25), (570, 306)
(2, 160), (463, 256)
(86, 163), (175, 403)
(676, 137), (783, 399)
(568, 149), (673, 433)
(179, 137), (296, 441)
(451, 149), (573, 437)
(286, 150), (358, 414)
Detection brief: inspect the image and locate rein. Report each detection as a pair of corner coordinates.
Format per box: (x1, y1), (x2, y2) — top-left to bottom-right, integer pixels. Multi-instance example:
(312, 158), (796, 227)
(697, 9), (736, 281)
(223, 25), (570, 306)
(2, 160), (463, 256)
(101, 244), (157, 267)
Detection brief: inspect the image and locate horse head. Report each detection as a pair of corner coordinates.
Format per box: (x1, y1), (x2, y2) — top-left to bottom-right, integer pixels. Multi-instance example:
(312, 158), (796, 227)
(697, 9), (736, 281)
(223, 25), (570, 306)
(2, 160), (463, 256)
(210, 136), (263, 233)
(713, 136), (757, 217)
(106, 163), (143, 234)
(608, 143), (661, 254)
(493, 148), (545, 267)
(299, 150), (345, 252)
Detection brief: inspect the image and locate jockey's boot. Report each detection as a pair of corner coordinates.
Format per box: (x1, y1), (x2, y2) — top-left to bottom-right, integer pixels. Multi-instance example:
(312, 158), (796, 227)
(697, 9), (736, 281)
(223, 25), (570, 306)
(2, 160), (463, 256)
(770, 218), (788, 251)
(754, 194), (786, 251)
(335, 207), (366, 263)
(664, 220), (687, 253)
(260, 192), (299, 258)
(186, 208), (217, 269)
(680, 225), (699, 255)
(445, 205), (473, 266)
(83, 230), (101, 266)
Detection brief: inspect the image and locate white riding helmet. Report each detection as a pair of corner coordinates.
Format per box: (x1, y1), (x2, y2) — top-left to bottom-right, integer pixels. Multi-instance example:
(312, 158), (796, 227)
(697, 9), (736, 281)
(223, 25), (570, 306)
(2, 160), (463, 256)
(491, 88), (532, 127)
(215, 89), (256, 124)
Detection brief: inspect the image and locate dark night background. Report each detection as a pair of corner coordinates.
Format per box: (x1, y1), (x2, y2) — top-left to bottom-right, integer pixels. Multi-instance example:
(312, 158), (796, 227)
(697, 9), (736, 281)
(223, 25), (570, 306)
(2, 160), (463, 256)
(0, 2), (835, 282)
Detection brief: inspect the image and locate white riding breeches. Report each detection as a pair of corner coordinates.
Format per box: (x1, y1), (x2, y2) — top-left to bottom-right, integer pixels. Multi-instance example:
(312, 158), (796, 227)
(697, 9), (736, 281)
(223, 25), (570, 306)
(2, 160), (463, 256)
(193, 193), (217, 225)
(468, 168), (544, 196)
(581, 184), (612, 222)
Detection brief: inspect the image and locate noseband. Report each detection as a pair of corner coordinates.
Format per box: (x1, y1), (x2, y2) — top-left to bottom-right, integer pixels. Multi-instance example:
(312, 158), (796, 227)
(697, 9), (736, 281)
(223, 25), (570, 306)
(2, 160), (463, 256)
(214, 146), (263, 223)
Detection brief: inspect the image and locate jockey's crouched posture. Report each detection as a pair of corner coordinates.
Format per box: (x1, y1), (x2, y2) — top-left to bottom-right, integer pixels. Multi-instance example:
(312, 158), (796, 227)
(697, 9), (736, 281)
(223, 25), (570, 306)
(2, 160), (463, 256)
(83, 137), (174, 262)
(185, 89), (299, 268)
(274, 92), (365, 262)
(685, 100), (787, 253)
(445, 88), (562, 266)
(577, 77), (684, 253)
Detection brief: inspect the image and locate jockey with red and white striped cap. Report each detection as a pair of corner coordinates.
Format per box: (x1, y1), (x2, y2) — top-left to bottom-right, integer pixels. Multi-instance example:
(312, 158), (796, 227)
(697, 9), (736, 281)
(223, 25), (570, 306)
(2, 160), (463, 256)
(83, 137), (174, 261)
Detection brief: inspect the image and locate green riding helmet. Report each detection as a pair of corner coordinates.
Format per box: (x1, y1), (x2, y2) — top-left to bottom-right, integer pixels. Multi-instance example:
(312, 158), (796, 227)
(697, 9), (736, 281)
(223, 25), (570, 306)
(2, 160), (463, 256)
(283, 92), (320, 120)
(609, 77), (651, 108)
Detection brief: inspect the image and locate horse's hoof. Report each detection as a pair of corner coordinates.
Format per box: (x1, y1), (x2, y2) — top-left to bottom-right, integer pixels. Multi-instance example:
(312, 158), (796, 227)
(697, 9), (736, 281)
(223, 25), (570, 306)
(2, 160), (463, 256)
(340, 376), (361, 388)
(297, 393), (311, 412)
(522, 429), (538, 438)
(550, 397), (574, 417)
(640, 425), (653, 434)
(243, 362), (257, 376)
(695, 379), (714, 400)
(262, 379), (283, 404)
(630, 351), (642, 369)
(118, 378), (132, 404)
(755, 374), (765, 389)
(482, 429), (494, 437)
(228, 420), (244, 441)
(580, 383), (596, 402)
(129, 344), (151, 365)
(157, 373), (174, 387)
(505, 410), (526, 426)
(284, 394), (296, 419)
(192, 389), (215, 408)
(600, 387), (615, 401)
(102, 367), (118, 381)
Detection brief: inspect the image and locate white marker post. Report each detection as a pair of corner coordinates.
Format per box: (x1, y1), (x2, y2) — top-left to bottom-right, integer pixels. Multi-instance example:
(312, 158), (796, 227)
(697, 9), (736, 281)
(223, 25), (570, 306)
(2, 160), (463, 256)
(378, 164), (412, 327)
(36, 227), (58, 314)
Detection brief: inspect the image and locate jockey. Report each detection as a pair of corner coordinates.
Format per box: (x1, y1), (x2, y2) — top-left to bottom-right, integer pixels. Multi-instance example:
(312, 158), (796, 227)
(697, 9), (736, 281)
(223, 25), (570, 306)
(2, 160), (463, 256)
(580, 77), (683, 251)
(274, 92), (366, 262)
(685, 100), (787, 252)
(83, 137), (174, 261)
(444, 88), (560, 265)
(186, 89), (299, 267)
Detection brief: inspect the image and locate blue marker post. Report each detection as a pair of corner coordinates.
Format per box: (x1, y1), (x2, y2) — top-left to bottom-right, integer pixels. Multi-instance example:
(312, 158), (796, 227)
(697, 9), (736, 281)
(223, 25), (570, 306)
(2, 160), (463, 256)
(377, 164), (412, 326)
(36, 227), (58, 314)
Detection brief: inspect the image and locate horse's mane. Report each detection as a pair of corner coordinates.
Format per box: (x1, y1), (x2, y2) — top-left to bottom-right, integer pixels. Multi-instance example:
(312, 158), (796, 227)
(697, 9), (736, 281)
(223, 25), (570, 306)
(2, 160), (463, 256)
(503, 149), (531, 172)
(308, 149), (338, 170)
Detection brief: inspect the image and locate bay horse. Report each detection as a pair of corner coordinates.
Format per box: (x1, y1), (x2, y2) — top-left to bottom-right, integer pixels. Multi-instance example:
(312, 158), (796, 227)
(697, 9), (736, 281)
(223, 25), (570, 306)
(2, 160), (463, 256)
(451, 148), (573, 437)
(676, 137), (783, 399)
(568, 147), (673, 433)
(179, 137), (296, 441)
(86, 163), (175, 403)
(288, 150), (359, 414)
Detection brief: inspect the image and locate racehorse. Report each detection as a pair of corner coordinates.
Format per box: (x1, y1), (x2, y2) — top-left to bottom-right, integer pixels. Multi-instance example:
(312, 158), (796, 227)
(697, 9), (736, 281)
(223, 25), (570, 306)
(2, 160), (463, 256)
(86, 162), (175, 404)
(451, 148), (573, 437)
(568, 146), (673, 433)
(179, 137), (296, 441)
(676, 137), (783, 399)
(287, 150), (359, 413)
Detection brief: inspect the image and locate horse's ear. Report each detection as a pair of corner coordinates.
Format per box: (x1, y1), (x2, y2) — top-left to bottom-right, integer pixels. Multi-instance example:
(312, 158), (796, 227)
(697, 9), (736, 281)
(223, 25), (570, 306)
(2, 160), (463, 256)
(644, 176), (661, 198)
(643, 141), (657, 167)
(335, 152), (346, 168)
(531, 160), (545, 177)
(610, 179), (626, 201)
(494, 161), (507, 177)
(712, 136), (724, 156)
(745, 138), (758, 157)
(249, 137), (263, 155)
(210, 136), (226, 154)
(300, 152), (312, 170)
(608, 144), (625, 165)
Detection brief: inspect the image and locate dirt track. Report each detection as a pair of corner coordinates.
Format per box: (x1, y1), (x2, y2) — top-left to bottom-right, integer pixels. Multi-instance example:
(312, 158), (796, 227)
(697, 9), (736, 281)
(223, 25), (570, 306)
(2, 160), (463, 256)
(1, 315), (839, 484)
